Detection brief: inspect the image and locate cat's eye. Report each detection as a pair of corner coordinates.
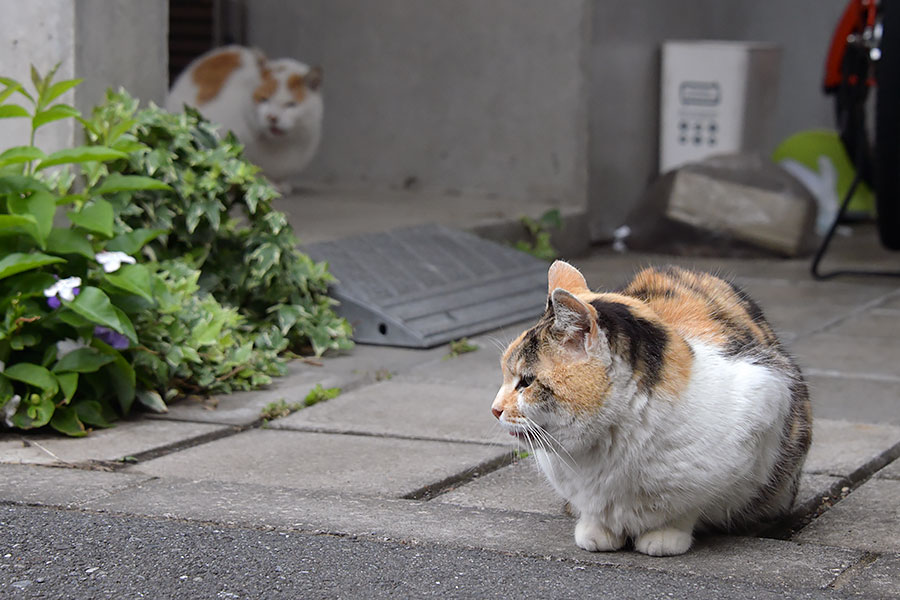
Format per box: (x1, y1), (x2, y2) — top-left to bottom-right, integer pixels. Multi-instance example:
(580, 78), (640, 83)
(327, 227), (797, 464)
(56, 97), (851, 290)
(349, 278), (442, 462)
(516, 374), (535, 390)
(286, 101), (298, 108)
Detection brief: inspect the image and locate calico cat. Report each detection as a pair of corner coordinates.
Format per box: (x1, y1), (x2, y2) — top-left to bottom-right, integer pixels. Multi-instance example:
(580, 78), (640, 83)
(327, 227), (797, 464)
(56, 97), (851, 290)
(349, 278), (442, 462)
(492, 261), (812, 556)
(165, 46), (323, 191)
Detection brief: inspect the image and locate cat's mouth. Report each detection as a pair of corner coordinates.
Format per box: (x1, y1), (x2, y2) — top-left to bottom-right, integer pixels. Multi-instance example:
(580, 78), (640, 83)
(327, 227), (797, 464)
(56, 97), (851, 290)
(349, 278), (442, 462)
(268, 125), (287, 136)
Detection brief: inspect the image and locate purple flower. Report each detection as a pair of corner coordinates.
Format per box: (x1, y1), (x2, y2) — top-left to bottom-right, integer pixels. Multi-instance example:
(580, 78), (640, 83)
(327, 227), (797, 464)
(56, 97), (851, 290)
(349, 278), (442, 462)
(44, 277), (81, 308)
(93, 326), (129, 350)
(47, 296), (61, 309)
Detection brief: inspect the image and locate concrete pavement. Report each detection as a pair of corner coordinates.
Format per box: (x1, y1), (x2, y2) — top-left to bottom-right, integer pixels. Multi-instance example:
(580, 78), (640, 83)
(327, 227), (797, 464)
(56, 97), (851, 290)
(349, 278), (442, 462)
(2, 226), (899, 598)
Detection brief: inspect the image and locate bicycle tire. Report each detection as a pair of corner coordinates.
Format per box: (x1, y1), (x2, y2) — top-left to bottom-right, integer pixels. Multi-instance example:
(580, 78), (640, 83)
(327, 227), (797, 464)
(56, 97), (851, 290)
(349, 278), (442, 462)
(876, 1), (900, 249)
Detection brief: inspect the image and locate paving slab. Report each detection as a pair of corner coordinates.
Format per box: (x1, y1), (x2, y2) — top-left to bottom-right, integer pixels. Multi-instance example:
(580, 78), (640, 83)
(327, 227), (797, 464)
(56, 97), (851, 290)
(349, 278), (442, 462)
(0, 420), (228, 466)
(877, 456), (900, 480)
(272, 380), (510, 446)
(149, 344), (447, 426)
(436, 458), (561, 514)
(0, 463), (152, 506)
(837, 552), (900, 598)
(804, 419), (900, 478)
(806, 373), (900, 426)
(794, 478), (900, 554)
(436, 460), (843, 523)
(827, 307), (900, 339)
(791, 333), (900, 379)
(127, 428), (510, 498)
(81, 477), (860, 590)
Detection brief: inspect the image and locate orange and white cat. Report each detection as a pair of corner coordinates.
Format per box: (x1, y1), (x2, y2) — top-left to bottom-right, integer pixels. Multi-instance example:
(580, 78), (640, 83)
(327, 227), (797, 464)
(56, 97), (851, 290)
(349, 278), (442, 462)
(165, 45), (323, 191)
(492, 261), (812, 556)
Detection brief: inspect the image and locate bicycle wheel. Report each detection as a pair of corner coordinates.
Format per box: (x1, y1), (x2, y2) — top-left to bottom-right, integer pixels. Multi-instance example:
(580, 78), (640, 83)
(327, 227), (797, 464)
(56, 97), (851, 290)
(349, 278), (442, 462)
(876, 0), (900, 249)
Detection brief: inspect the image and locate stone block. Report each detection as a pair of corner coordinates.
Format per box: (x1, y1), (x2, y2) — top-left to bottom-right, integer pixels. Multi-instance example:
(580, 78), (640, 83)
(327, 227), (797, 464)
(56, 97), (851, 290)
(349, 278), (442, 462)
(0, 420), (228, 466)
(0, 463), (152, 506)
(150, 344), (446, 426)
(127, 429), (510, 498)
(791, 334), (900, 379)
(436, 458), (561, 515)
(807, 374), (900, 426)
(793, 478), (900, 554)
(273, 380), (510, 446)
(838, 553), (900, 597)
(804, 419), (900, 478)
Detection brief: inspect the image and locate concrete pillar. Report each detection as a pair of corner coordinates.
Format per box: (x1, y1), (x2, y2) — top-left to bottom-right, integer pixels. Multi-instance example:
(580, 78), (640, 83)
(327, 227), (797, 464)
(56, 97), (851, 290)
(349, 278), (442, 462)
(0, 0), (167, 152)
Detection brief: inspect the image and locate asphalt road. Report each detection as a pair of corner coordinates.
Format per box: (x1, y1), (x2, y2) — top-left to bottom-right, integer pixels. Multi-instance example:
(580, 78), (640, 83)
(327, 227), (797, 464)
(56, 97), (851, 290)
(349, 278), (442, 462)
(0, 504), (840, 599)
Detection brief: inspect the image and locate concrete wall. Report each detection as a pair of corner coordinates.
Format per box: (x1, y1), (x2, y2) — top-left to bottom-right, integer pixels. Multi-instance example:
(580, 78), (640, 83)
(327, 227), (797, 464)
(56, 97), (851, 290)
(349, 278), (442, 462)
(0, 0), (77, 151)
(0, 0), (167, 153)
(246, 0), (591, 210)
(588, 0), (849, 239)
(74, 0), (169, 116)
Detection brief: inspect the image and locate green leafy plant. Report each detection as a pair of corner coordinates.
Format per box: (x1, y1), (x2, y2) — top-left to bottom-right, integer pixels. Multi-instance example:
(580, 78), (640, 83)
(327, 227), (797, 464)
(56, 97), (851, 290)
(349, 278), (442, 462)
(514, 208), (563, 261)
(83, 91), (353, 356)
(259, 383), (341, 421)
(444, 338), (479, 359)
(303, 383), (341, 407)
(132, 260), (288, 406)
(0, 67), (172, 436)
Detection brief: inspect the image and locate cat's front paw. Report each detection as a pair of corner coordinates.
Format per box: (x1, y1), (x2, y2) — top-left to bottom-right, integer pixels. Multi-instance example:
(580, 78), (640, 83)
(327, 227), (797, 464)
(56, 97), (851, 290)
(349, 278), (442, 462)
(574, 518), (625, 552)
(634, 527), (693, 556)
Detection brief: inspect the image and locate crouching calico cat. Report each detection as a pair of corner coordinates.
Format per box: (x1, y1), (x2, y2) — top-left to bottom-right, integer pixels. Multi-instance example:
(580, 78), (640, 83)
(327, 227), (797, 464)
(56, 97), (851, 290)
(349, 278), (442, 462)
(492, 261), (812, 556)
(165, 45), (323, 191)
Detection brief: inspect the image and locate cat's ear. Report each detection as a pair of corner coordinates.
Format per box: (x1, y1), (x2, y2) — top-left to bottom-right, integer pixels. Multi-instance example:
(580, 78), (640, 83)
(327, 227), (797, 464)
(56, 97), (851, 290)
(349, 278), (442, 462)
(548, 260), (589, 295)
(549, 288), (599, 355)
(306, 66), (323, 91)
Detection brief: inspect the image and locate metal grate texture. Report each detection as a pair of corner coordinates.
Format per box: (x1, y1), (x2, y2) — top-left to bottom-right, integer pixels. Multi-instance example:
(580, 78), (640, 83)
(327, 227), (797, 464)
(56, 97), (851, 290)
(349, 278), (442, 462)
(304, 225), (548, 348)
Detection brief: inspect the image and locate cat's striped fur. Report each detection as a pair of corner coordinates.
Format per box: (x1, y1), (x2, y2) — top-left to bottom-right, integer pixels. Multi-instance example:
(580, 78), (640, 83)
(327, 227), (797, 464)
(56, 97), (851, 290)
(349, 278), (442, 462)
(492, 261), (812, 556)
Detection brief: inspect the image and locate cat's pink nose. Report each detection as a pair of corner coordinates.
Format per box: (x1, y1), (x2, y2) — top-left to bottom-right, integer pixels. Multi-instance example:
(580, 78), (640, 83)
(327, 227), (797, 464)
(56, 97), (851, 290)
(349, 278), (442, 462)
(267, 115), (277, 124)
(491, 407), (502, 420)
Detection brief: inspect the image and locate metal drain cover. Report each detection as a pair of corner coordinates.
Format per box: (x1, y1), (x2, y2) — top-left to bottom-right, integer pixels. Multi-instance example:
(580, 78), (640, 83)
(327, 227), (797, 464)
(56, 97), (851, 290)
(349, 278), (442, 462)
(304, 224), (548, 348)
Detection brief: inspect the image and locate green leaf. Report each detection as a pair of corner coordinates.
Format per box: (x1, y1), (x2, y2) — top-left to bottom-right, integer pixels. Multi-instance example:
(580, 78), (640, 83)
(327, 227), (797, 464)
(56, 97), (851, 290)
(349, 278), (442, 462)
(3, 362), (59, 395)
(12, 394), (54, 429)
(0, 76), (32, 102)
(0, 252), (65, 281)
(111, 306), (138, 344)
(50, 405), (86, 436)
(67, 198), (113, 237)
(46, 228), (95, 257)
(75, 400), (114, 428)
(105, 228), (165, 254)
(66, 286), (125, 333)
(0, 104), (29, 119)
(0, 81), (22, 104)
(0, 146), (46, 167)
(0, 214), (43, 247)
(98, 346), (135, 414)
(136, 389), (167, 413)
(103, 263), (154, 302)
(32, 104), (80, 129)
(0, 271), (56, 305)
(35, 146), (127, 170)
(0, 175), (49, 194)
(53, 348), (114, 373)
(0, 374), (13, 405)
(43, 78), (82, 105)
(8, 191), (55, 243)
(94, 174), (172, 194)
(55, 372), (78, 403)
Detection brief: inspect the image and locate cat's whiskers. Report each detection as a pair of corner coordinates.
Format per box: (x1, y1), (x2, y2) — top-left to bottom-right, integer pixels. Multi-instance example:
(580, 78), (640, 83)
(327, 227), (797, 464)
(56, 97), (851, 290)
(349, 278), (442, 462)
(524, 418), (577, 475)
(531, 423), (578, 470)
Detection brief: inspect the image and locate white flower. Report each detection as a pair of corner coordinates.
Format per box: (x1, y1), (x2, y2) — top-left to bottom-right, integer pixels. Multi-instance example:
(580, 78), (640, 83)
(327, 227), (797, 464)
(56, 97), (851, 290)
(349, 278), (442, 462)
(43, 276), (82, 301)
(56, 338), (88, 358)
(3, 394), (21, 428)
(95, 251), (136, 273)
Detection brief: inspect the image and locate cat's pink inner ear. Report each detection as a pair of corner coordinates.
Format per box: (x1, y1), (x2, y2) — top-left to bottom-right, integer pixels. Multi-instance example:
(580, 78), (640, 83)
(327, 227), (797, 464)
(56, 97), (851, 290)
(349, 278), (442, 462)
(547, 260), (589, 295)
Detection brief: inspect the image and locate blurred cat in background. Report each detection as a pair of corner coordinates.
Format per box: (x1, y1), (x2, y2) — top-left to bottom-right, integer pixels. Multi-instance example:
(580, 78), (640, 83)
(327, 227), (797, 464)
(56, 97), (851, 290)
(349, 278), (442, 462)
(166, 45), (323, 193)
